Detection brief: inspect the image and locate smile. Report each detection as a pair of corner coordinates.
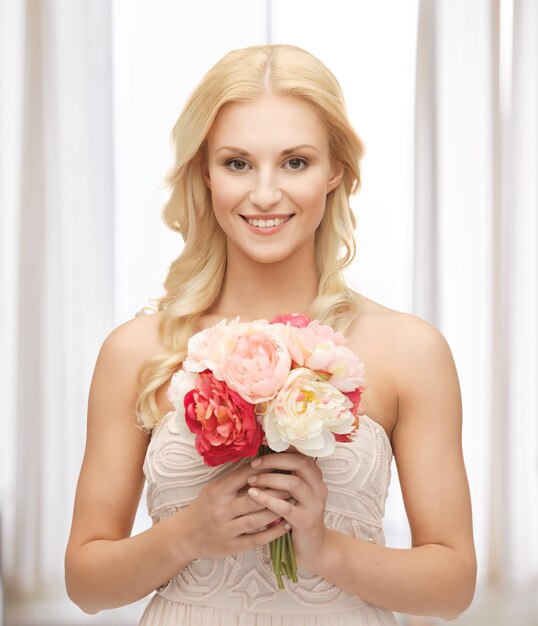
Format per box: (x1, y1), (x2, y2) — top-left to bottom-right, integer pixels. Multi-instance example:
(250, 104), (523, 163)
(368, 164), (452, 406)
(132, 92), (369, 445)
(241, 215), (294, 229)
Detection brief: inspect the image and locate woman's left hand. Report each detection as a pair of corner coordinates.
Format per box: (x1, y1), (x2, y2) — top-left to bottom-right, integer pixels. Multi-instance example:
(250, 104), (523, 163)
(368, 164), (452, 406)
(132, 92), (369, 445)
(247, 450), (328, 572)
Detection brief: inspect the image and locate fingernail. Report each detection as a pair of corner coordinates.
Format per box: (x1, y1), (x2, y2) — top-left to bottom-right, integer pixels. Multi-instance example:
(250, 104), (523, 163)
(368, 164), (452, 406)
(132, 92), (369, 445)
(248, 487), (260, 497)
(248, 475), (257, 484)
(284, 522), (291, 530)
(251, 458), (262, 468)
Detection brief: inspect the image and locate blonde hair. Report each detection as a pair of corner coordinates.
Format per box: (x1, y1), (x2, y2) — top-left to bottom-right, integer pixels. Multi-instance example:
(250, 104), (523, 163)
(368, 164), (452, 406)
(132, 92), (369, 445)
(137, 44), (364, 429)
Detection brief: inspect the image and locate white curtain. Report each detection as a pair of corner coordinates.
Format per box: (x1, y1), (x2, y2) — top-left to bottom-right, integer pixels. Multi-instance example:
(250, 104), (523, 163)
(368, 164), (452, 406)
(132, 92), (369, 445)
(1, 1), (537, 624)
(503, 0), (538, 591)
(414, 0), (538, 593)
(414, 0), (496, 590)
(0, 0), (115, 607)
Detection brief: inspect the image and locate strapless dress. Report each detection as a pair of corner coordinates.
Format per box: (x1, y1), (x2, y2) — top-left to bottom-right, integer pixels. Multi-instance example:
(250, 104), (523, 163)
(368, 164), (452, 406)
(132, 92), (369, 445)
(139, 410), (398, 625)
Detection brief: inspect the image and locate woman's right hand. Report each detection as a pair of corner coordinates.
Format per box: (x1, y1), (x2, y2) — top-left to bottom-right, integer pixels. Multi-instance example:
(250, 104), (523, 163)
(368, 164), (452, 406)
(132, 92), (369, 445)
(176, 460), (290, 561)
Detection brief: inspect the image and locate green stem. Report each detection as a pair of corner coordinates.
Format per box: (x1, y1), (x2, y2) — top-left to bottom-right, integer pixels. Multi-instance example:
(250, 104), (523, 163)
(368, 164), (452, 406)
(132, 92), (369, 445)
(259, 445), (297, 589)
(286, 530), (298, 583)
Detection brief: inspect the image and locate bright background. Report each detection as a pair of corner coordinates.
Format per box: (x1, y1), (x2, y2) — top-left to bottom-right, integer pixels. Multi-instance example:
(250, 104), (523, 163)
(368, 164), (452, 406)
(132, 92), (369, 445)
(1, 1), (537, 625)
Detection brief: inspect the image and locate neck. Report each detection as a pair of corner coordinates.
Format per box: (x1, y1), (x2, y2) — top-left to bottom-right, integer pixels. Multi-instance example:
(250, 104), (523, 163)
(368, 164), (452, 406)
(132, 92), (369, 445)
(211, 247), (319, 322)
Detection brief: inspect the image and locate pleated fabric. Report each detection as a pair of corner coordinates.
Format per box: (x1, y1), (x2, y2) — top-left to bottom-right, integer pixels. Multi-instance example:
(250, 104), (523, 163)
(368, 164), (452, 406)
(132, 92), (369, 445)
(139, 595), (399, 626)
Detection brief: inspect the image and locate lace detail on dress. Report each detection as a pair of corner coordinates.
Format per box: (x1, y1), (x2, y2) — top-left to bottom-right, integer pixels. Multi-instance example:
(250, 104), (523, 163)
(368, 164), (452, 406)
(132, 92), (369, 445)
(143, 411), (392, 614)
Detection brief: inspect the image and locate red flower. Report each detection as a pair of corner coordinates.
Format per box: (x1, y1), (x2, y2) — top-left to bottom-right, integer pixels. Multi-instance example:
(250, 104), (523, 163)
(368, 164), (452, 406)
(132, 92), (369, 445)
(344, 387), (362, 415)
(184, 370), (262, 466)
(270, 313), (312, 328)
(335, 387), (362, 442)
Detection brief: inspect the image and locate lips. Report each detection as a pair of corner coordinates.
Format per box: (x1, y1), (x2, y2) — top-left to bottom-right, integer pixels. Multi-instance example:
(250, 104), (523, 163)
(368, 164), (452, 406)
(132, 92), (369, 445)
(240, 214), (294, 230)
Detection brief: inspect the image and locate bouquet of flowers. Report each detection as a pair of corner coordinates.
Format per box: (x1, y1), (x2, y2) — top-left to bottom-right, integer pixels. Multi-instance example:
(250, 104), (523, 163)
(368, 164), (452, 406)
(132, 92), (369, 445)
(168, 313), (364, 588)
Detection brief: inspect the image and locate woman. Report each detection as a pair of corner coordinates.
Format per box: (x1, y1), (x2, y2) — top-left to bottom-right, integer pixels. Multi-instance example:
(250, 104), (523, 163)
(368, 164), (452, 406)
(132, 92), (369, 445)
(65, 44), (476, 625)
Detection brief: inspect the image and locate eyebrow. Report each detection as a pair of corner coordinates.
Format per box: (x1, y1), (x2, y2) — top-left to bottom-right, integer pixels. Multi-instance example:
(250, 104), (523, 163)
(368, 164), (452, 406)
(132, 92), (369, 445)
(215, 144), (321, 156)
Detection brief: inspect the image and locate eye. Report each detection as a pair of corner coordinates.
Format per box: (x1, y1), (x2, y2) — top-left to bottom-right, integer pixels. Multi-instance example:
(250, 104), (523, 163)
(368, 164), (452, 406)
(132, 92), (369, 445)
(284, 157), (308, 171)
(225, 159), (250, 171)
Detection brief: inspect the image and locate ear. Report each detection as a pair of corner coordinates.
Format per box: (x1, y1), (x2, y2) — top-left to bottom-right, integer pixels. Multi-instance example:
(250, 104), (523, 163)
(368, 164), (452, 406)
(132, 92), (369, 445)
(326, 161), (345, 194)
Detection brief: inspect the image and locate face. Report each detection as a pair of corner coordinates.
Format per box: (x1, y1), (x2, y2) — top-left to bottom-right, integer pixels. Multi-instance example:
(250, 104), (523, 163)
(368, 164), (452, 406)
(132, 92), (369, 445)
(203, 93), (344, 266)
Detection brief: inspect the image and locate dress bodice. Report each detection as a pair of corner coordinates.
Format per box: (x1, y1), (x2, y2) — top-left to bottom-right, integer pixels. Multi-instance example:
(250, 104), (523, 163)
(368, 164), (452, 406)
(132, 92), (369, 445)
(142, 409), (394, 618)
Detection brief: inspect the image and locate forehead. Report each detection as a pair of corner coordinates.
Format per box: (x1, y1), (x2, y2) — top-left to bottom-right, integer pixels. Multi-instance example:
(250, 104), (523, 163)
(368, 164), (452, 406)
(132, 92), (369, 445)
(206, 93), (330, 152)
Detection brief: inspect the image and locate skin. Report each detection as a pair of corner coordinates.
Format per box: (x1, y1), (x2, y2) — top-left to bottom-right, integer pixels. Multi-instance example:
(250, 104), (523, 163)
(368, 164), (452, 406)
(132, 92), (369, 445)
(65, 93), (476, 618)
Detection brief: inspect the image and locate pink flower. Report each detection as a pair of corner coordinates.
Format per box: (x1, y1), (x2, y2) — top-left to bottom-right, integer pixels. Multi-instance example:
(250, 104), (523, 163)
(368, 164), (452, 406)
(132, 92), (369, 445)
(305, 343), (365, 392)
(269, 319), (348, 368)
(184, 319), (291, 403)
(184, 370), (262, 466)
(270, 313), (312, 328)
(220, 322), (291, 403)
(304, 319), (347, 346)
(183, 319), (235, 375)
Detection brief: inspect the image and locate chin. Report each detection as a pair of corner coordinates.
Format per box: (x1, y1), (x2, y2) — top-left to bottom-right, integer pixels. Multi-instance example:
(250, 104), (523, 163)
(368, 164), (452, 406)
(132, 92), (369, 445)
(236, 245), (292, 265)
(250, 254), (291, 265)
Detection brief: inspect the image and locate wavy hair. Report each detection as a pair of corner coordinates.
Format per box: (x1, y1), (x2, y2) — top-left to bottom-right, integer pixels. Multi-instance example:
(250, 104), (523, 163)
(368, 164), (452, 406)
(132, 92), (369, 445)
(137, 44), (364, 429)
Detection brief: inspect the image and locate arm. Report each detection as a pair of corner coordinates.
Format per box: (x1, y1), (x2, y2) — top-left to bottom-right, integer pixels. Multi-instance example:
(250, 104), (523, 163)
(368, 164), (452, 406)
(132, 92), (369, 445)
(65, 316), (289, 614)
(248, 317), (476, 620)
(64, 317), (187, 613)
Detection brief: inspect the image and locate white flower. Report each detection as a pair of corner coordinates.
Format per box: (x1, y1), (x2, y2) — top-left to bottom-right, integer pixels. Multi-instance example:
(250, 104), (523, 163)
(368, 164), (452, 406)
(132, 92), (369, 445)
(262, 368), (356, 457)
(167, 369), (198, 415)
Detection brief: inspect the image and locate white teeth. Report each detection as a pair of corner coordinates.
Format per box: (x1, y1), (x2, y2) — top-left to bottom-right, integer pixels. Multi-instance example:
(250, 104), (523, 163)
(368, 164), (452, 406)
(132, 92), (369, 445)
(245, 216), (291, 228)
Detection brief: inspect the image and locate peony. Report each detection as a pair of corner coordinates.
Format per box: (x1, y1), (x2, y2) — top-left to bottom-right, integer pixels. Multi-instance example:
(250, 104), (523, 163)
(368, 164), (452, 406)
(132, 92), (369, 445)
(168, 369), (199, 414)
(269, 318), (348, 369)
(183, 319), (236, 375)
(219, 322), (291, 403)
(334, 388), (362, 442)
(343, 386), (363, 416)
(305, 342), (365, 392)
(304, 319), (347, 346)
(183, 370), (262, 466)
(270, 313), (312, 328)
(262, 368), (357, 457)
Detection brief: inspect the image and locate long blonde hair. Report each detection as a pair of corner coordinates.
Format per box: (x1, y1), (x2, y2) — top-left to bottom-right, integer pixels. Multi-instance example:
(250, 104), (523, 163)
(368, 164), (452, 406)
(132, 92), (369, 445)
(137, 44), (364, 429)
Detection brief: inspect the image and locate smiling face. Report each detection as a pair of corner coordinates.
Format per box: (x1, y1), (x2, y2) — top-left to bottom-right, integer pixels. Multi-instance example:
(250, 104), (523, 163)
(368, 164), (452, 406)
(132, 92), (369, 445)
(204, 93), (344, 266)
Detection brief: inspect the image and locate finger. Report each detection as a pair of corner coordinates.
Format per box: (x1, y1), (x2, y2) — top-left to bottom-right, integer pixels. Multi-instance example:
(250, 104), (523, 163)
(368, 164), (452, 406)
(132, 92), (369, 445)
(247, 486), (298, 526)
(247, 472), (312, 506)
(252, 451), (320, 473)
(230, 508), (285, 536)
(237, 485), (291, 500)
(216, 459), (264, 494)
(263, 488), (291, 500)
(228, 493), (267, 519)
(217, 458), (288, 495)
(230, 488), (292, 519)
(235, 517), (290, 552)
(251, 454), (325, 496)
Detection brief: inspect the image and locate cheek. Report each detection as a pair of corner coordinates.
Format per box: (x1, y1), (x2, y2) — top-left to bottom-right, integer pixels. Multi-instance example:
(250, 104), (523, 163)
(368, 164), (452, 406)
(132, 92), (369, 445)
(209, 175), (245, 217)
(288, 177), (328, 213)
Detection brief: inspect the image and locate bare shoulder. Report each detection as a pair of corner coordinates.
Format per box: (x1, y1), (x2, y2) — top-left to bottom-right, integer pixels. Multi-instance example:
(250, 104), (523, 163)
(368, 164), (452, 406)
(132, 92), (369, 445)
(89, 310), (169, 426)
(349, 294), (455, 368)
(95, 311), (163, 362)
(345, 295), (459, 435)
(99, 310), (166, 363)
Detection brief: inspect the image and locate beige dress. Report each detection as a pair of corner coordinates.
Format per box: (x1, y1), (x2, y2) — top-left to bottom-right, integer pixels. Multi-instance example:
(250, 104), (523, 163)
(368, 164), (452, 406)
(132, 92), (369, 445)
(139, 409), (398, 626)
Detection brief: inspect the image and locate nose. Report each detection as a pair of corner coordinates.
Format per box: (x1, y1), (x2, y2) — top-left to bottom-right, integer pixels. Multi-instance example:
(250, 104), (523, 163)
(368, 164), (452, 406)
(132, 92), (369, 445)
(248, 172), (283, 210)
